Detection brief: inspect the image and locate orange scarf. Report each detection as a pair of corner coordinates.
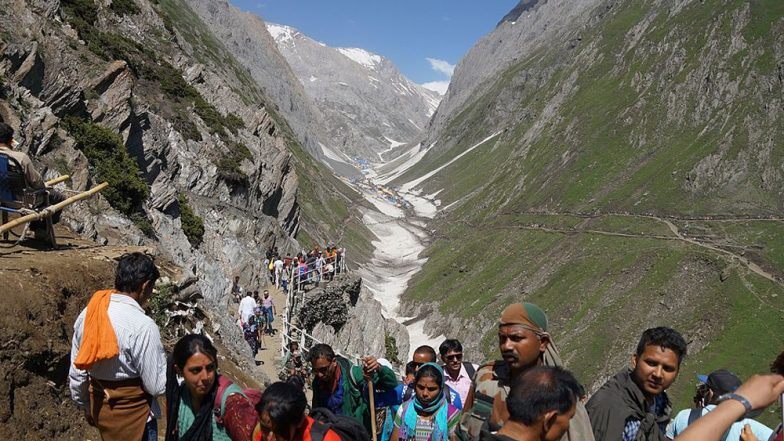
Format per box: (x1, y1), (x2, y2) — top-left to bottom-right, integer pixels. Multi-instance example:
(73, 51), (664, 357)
(74, 290), (120, 370)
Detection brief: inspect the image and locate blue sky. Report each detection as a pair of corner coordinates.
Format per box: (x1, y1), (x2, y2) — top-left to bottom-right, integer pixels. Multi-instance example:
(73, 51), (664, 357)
(230, 1), (519, 93)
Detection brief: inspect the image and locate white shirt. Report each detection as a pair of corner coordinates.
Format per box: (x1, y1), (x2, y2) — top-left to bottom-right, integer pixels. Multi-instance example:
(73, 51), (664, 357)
(68, 294), (167, 408)
(274, 259), (284, 271)
(239, 296), (257, 324)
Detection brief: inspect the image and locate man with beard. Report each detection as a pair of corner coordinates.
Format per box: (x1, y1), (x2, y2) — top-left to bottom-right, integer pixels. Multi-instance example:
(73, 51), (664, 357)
(586, 327), (687, 441)
(460, 302), (594, 441)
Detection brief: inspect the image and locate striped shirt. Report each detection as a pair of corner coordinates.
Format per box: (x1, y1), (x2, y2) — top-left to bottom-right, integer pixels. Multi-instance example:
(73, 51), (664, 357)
(68, 294), (167, 408)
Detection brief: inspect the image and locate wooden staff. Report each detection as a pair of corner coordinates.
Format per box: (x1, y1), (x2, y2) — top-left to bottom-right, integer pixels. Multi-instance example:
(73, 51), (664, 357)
(368, 378), (377, 440)
(45, 175), (70, 186)
(0, 182), (108, 233)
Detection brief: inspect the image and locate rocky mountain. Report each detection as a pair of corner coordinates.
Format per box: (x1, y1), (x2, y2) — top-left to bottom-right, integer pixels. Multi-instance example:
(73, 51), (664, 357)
(394, 0), (784, 422)
(181, 0), (331, 165)
(267, 23), (441, 165)
(0, 0), (373, 311)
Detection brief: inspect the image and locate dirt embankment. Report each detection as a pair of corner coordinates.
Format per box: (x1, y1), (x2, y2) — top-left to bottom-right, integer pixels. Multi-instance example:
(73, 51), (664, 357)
(0, 231), (141, 439)
(0, 228), (266, 439)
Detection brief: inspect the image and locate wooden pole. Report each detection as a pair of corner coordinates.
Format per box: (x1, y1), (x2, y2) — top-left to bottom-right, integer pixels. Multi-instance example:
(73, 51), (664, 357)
(368, 379), (377, 440)
(45, 175), (70, 186)
(0, 182), (108, 234)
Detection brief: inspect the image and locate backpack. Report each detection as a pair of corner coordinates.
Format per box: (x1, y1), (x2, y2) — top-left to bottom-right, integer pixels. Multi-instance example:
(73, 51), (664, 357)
(310, 407), (371, 441)
(212, 375), (263, 426)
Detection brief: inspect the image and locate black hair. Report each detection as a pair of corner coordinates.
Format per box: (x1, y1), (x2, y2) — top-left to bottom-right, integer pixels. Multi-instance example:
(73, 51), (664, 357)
(405, 361), (418, 376)
(0, 122), (13, 144)
(771, 350), (784, 375)
(414, 345), (437, 362)
(114, 252), (160, 294)
(415, 363), (443, 386)
(172, 334), (219, 370)
(439, 339), (463, 356)
(285, 374), (306, 391)
(507, 366), (581, 425)
(635, 327), (688, 365)
(309, 343), (335, 362)
(257, 382), (307, 434)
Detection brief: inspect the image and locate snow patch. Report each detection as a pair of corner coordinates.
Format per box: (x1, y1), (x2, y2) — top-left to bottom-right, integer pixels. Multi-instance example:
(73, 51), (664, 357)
(402, 132), (502, 191)
(319, 142), (350, 165)
(383, 137), (406, 150)
(267, 23), (295, 44)
(309, 75), (318, 82)
(337, 47), (383, 70)
(376, 143), (432, 185)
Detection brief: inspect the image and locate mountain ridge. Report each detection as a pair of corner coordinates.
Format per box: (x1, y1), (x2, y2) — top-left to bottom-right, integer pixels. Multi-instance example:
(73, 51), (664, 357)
(267, 22), (441, 165)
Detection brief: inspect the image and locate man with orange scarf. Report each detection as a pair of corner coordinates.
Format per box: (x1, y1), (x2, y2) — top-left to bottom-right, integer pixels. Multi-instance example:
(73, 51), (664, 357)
(68, 252), (167, 441)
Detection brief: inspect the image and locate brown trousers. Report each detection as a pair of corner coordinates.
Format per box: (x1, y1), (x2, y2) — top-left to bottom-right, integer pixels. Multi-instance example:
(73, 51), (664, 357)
(89, 378), (152, 441)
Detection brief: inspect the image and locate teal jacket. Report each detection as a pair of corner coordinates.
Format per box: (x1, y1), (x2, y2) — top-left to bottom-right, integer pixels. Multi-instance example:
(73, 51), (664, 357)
(312, 356), (398, 433)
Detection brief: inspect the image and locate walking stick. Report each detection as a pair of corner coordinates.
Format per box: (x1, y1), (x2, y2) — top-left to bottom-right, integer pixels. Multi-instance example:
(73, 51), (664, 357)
(368, 378), (377, 440)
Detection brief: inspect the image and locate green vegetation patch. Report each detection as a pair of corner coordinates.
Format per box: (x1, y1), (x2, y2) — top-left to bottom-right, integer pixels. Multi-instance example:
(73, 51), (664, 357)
(62, 117), (149, 216)
(178, 194), (205, 247)
(109, 0), (140, 16)
(60, 0), (239, 142)
(216, 142), (252, 185)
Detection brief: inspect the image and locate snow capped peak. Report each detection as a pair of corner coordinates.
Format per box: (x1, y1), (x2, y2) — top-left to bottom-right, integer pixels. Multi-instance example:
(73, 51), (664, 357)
(337, 47), (383, 70)
(267, 23), (297, 44)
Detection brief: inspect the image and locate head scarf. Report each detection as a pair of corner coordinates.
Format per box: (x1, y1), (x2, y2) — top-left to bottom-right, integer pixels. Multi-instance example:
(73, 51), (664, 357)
(402, 362), (450, 441)
(165, 357), (218, 441)
(499, 302), (564, 367)
(499, 303), (597, 441)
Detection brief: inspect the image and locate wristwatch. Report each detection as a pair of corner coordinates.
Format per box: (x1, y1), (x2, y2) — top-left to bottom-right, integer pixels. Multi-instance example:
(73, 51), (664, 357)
(716, 393), (753, 418)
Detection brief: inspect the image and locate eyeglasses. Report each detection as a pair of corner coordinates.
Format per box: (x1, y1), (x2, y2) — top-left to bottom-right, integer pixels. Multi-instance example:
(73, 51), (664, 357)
(445, 353), (463, 362)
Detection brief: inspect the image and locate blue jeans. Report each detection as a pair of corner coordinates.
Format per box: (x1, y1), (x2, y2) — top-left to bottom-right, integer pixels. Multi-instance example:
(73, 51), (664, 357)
(141, 418), (157, 441)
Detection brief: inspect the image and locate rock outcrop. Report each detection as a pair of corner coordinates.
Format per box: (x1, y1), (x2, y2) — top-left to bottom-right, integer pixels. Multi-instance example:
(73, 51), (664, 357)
(299, 276), (410, 364)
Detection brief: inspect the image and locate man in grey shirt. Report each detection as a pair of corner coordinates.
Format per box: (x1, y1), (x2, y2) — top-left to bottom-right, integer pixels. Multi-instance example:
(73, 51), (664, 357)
(69, 252), (167, 441)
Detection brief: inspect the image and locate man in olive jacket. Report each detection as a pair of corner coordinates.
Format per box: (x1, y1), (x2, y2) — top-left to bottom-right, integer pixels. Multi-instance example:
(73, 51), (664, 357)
(310, 343), (398, 434)
(586, 327), (687, 441)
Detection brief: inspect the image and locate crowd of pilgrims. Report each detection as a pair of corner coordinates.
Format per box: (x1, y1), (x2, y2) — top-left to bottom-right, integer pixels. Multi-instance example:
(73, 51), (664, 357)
(68, 253), (784, 441)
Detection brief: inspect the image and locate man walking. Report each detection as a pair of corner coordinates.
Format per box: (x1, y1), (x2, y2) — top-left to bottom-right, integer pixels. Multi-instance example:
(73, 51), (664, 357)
(309, 343), (398, 435)
(461, 302), (594, 441)
(586, 327), (688, 441)
(68, 252), (167, 441)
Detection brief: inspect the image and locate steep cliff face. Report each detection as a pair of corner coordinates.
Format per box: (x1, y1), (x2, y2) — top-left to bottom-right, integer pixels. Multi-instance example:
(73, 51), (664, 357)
(268, 23), (440, 165)
(397, 0), (784, 420)
(182, 0), (329, 164)
(423, 0), (601, 150)
(0, 0), (372, 306)
(0, 0), (300, 306)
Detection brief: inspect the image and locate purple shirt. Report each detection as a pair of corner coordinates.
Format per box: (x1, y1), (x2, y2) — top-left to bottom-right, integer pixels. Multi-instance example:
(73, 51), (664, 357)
(262, 297), (274, 308)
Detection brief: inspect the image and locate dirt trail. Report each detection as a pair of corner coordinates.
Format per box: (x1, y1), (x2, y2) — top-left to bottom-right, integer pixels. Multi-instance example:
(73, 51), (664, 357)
(478, 210), (783, 287)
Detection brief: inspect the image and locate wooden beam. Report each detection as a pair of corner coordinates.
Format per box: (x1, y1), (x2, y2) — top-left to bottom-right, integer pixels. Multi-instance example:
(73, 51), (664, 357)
(45, 175), (70, 186)
(0, 182), (109, 234)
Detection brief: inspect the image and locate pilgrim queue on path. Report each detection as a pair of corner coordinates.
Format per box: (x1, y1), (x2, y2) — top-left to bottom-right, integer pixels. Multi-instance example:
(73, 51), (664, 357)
(67, 252), (784, 441)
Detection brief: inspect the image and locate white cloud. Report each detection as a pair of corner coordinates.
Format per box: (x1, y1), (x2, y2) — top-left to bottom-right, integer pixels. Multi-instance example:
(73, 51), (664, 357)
(421, 81), (450, 95)
(426, 58), (455, 77)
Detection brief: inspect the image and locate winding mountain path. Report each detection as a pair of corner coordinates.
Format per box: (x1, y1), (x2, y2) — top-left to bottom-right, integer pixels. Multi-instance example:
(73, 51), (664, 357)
(471, 210), (783, 287)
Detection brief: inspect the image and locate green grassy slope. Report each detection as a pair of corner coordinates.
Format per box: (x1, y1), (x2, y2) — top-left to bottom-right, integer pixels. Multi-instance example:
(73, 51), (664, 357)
(401, 0), (784, 423)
